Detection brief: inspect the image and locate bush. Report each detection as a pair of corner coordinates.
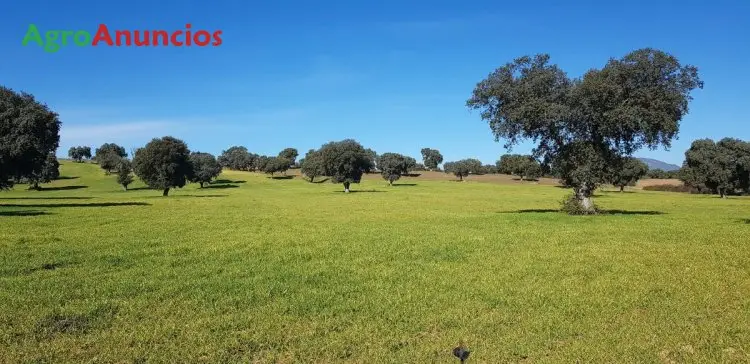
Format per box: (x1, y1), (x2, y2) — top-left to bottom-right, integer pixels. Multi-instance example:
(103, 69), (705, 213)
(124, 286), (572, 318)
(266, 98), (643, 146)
(560, 193), (600, 215)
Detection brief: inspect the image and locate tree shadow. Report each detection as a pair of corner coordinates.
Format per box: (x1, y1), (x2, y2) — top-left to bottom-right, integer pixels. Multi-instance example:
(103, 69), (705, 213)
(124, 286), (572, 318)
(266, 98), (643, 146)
(310, 178), (330, 184)
(38, 185), (88, 191)
(127, 186), (154, 191)
(739, 219), (750, 224)
(55, 176), (79, 180)
(498, 209), (665, 215)
(203, 184), (239, 189)
(0, 202), (150, 208)
(213, 179), (246, 184)
(333, 190), (387, 193)
(143, 194), (226, 199)
(0, 197), (92, 200)
(403, 173), (422, 177)
(269, 176), (294, 180)
(0, 210), (50, 217)
(392, 183), (417, 187)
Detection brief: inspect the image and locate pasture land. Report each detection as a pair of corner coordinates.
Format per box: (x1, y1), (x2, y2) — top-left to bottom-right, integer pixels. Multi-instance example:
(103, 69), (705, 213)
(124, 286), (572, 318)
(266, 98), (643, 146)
(1, 161), (749, 363)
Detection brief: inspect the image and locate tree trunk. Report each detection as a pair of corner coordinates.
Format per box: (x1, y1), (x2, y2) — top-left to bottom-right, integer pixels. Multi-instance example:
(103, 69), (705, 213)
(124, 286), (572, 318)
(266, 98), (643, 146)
(619, 185), (625, 192)
(719, 188), (726, 198)
(310, 176), (315, 183)
(122, 185), (128, 191)
(389, 179), (393, 186)
(162, 188), (170, 196)
(199, 182), (204, 188)
(574, 183), (596, 213)
(458, 175), (463, 181)
(344, 182), (350, 193)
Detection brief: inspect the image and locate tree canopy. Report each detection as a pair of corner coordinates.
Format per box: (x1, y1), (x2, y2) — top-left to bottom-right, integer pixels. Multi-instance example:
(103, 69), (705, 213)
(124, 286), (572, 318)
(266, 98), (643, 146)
(608, 157), (649, 192)
(377, 152), (411, 185)
(68, 146), (92, 162)
(0, 86), (61, 190)
(317, 139), (374, 192)
(188, 152), (222, 187)
(420, 148), (443, 170)
(680, 138), (750, 197)
(497, 154), (542, 180)
(467, 48), (703, 213)
(218, 146), (256, 171)
(262, 157), (291, 176)
(116, 158), (134, 191)
(132, 136), (193, 196)
(444, 159), (482, 181)
(300, 149), (325, 183)
(278, 148), (299, 166)
(24, 153), (60, 190)
(95, 143), (128, 174)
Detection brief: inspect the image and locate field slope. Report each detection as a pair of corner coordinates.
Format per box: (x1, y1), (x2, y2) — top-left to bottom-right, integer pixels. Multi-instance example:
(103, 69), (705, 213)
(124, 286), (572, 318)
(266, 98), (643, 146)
(1, 161), (749, 363)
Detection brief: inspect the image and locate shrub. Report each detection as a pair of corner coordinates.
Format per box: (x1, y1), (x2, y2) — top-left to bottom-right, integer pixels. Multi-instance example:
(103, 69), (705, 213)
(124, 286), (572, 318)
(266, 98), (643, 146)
(560, 193), (599, 215)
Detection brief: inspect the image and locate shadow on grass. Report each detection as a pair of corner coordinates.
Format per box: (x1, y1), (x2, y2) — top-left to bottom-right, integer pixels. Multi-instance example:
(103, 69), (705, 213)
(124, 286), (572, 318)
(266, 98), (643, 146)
(55, 176), (79, 180)
(310, 178), (330, 184)
(498, 209), (665, 215)
(38, 185), (88, 191)
(391, 183), (417, 187)
(0, 210), (50, 217)
(202, 184), (239, 189)
(403, 173), (422, 177)
(143, 194), (227, 199)
(740, 219), (750, 224)
(333, 190), (387, 193)
(127, 186), (155, 191)
(269, 176), (294, 180)
(0, 197), (92, 200)
(0, 202), (150, 208)
(213, 179), (246, 184)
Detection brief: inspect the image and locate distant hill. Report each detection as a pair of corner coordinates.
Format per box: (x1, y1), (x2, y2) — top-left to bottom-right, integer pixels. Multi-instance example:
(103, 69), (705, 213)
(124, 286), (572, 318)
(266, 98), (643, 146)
(638, 158), (680, 171)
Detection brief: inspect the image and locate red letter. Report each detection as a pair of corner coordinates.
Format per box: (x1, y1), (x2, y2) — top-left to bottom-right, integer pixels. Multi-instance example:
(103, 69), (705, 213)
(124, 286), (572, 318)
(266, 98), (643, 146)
(153, 31), (168, 46)
(193, 30), (210, 46)
(185, 23), (192, 46)
(133, 30), (150, 46)
(212, 30), (222, 46)
(115, 30), (131, 46)
(91, 24), (113, 46)
(170, 30), (183, 46)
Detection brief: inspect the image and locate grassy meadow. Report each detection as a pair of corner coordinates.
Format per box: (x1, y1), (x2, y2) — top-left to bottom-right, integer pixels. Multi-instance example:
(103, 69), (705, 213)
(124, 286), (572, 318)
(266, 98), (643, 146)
(1, 161), (749, 363)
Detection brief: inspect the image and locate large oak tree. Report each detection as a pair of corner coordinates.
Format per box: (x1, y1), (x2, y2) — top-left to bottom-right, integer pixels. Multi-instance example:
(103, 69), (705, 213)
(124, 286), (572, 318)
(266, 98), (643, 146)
(317, 139), (374, 192)
(132, 136), (193, 196)
(0, 86), (61, 190)
(467, 48), (702, 212)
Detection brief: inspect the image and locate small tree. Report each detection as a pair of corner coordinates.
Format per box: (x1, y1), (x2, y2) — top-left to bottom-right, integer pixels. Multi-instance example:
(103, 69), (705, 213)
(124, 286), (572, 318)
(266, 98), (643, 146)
(608, 157), (649, 192)
(218, 146), (255, 171)
(132, 136), (193, 196)
(68, 146), (92, 162)
(189, 152), (222, 187)
(421, 148), (444, 171)
(377, 152), (410, 185)
(263, 157), (290, 176)
(26, 153), (60, 190)
(444, 160), (468, 181)
(317, 139), (374, 192)
(467, 48), (702, 213)
(116, 158), (134, 191)
(300, 149), (325, 182)
(278, 148), (299, 167)
(95, 143), (127, 174)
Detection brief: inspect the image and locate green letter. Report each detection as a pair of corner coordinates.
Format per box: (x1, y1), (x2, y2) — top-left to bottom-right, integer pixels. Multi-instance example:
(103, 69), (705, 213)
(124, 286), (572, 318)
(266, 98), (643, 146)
(73, 31), (91, 46)
(61, 30), (74, 45)
(44, 30), (60, 53)
(22, 24), (43, 46)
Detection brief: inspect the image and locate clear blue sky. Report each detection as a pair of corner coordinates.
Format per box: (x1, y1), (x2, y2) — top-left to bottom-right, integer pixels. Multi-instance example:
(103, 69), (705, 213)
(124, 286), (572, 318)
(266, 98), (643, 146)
(2, 0), (748, 166)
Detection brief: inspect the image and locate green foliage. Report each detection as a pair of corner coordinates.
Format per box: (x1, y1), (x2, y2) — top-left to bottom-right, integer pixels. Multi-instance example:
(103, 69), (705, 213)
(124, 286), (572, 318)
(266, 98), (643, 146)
(646, 168), (678, 179)
(24, 153), (60, 190)
(188, 152), (222, 187)
(680, 138), (750, 197)
(608, 157), (649, 191)
(420, 148), (443, 170)
(218, 146), (256, 171)
(278, 148), (298, 166)
(116, 158), (134, 190)
(497, 154), (542, 180)
(443, 159), (482, 181)
(95, 143), (127, 174)
(262, 157), (291, 176)
(316, 139), (374, 191)
(132, 136), (193, 196)
(300, 149), (325, 183)
(254, 155), (271, 172)
(468, 48), (703, 211)
(0, 86), (61, 190)
(376, 152), (411, 184)
(67, 146), (92, 162)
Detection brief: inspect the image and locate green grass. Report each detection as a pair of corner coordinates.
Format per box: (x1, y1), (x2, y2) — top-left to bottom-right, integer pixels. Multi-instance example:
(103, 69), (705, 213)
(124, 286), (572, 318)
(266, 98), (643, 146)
(1, 161), (749, 363)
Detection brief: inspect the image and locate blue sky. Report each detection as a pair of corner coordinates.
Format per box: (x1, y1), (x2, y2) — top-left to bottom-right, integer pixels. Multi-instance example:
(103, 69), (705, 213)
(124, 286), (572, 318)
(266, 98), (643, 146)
(1, 0), (748, 166)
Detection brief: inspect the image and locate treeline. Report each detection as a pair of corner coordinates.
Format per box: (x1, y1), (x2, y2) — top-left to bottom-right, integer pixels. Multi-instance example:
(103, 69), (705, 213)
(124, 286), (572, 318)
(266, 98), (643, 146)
(678, 138), (750, 197)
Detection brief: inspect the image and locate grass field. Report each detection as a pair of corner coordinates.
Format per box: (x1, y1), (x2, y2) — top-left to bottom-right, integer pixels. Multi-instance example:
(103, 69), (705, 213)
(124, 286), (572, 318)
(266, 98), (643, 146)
(1, 161), (749, 363)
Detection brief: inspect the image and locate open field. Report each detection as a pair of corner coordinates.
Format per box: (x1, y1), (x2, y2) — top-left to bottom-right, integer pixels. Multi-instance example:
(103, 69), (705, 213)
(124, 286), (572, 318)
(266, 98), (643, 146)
(1, 161), (749, 363)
